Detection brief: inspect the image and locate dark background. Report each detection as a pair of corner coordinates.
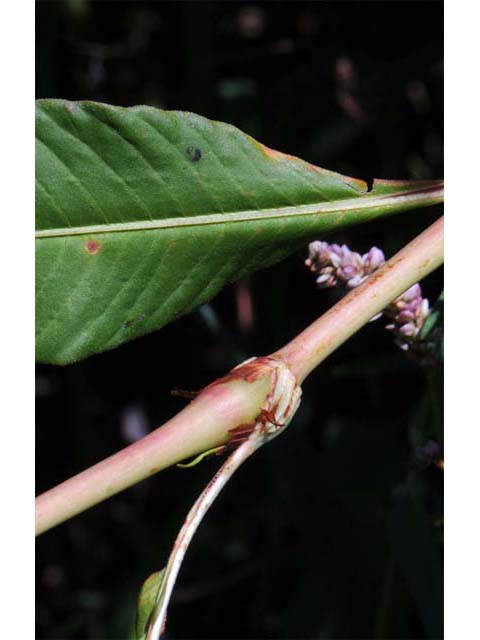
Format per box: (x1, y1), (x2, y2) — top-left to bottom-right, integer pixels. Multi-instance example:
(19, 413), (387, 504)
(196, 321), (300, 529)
(36, 2), (444, 639)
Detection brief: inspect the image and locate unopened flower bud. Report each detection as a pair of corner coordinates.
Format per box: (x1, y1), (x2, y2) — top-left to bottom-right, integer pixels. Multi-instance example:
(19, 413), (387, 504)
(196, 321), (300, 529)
(396, 310), (415, 323)
(402, 284), (422, 302)
(346, 274), (364, 288)
(399, 322), (417, 337)
(363, 247), (385, 273)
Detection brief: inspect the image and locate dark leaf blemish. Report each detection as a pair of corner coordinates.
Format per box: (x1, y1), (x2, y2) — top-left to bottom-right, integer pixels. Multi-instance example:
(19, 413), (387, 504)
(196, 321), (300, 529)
(366, 177), (374, 192)
(123, 314), (144, 330)
(186, 146), (202, 162)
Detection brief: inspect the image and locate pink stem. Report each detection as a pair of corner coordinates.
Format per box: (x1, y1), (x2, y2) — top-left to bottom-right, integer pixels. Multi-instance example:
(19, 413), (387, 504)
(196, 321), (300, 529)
(274, 216), (444, 382)
(35, 375), (271, 535)
(36, 217), (443, 535)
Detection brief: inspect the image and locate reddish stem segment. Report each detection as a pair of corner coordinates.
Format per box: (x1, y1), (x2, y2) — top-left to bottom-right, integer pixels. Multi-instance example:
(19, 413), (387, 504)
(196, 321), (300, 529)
(35, 375), (272, 535)
(274, 216), (444, 382)
(36, 217), (444, 536)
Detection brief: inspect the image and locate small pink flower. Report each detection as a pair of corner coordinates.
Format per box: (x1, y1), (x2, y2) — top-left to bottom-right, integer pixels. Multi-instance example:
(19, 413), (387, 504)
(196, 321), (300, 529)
(363, 247), (385, 273)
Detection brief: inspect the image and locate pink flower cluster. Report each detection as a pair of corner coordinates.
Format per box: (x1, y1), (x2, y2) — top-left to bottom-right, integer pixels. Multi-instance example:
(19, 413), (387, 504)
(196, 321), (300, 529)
(305, 241), (430, 352)
(306, 242), (385, 289)
(385, 283), (430, 350)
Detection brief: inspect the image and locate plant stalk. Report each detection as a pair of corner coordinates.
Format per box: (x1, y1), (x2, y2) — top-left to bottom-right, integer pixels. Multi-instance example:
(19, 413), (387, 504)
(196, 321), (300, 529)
(274, 216), (444, 382)
(146, 430), (262, 640)
(36, 216), (443, 536)
(35, 375), (272, 535)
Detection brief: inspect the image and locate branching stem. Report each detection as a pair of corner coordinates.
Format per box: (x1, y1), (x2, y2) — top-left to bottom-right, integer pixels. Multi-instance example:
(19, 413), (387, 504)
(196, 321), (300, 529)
(146, 433), (262, 640)
(35, 216), (444, 536)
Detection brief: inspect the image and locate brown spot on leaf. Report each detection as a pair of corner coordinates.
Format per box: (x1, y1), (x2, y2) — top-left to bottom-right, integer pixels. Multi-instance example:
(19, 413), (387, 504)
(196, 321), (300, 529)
(85, 240), (100, 254)
(258, 142), (324, 172)
(258, 142), (289, 161)
(257, 141), (368, 192)
(257, 142), (308, 165)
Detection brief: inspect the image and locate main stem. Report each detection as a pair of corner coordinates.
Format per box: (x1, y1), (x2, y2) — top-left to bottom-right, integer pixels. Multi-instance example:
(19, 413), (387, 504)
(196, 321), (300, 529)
(36, 216), (444, 536)
(275, 216), (444, 382)
(35, 375), (272, 535)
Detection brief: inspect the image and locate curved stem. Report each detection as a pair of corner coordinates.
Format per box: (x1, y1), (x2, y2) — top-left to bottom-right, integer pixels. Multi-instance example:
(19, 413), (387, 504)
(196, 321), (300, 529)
(36, 216), (444, 536)
(146, 433), (263, 640)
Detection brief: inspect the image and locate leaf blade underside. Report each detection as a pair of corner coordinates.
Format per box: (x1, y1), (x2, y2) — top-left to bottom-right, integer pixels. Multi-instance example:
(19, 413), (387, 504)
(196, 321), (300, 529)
(36, 100), (443, 364)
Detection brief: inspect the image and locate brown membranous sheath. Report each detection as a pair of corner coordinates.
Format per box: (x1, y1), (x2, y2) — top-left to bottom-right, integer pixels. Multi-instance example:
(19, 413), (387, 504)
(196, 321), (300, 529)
(145, 356), (302, 640)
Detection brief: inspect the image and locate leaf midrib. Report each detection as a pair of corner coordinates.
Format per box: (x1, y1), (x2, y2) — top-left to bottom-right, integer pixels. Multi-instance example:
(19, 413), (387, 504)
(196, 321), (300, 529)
(36, 183), (443, 239)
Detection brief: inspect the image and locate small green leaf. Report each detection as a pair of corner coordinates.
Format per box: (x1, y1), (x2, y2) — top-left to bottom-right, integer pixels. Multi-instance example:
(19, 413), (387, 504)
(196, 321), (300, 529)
(36, 100), (443, 364)
(134, 570), (165, 640)
(420, 291), (444, 342)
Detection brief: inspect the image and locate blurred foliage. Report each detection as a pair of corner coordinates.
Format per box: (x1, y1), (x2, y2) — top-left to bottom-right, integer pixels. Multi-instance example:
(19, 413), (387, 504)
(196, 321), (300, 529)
(36, 1), (443, 639)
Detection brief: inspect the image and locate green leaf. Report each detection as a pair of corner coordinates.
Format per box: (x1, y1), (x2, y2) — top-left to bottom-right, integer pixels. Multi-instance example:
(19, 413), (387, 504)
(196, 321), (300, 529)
(419, 291), (444, 341)
(134, 570), (165, 640)
(36, 99), (443, 364)
(419, 290), (444, 362)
